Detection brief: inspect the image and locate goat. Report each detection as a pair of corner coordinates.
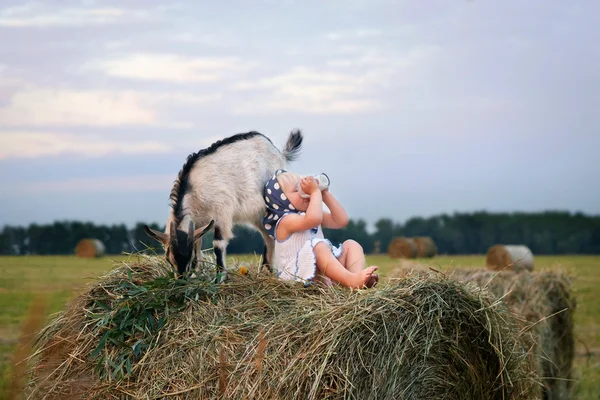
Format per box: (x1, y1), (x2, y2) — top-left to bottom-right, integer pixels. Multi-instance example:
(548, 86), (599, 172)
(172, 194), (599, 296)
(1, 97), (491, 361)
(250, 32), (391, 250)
(144, 130), (303, 281)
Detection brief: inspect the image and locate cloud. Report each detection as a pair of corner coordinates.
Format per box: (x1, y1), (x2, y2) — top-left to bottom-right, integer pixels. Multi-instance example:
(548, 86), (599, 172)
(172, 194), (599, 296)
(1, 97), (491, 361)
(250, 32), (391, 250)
(0, 85), (220, 127)
(89, 53), (249, 83)
(5, 174), (176, 194)
(233, 67), (383, 114)
(0, 132), (173, 160)
(325, 28), (383, 41)
(169, 32), (236, 48)
(231, 41), (441, 115)
(0, 3), (151, 27)
(326, 44), (439, 70)
(232, 45), (436, 114)
(0, 87), (156, 127)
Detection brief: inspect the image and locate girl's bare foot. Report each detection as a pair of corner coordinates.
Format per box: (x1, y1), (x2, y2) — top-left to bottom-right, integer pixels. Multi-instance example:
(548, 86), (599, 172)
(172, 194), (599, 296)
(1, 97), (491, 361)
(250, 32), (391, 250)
(349, 266), (378, 288)
(366, 272), (379, 288)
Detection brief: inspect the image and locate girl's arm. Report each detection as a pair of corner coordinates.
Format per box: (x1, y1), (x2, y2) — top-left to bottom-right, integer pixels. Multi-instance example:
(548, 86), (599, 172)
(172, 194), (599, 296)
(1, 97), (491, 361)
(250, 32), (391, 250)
(276, 178), (323, 240)
(321, 190), (349, 229)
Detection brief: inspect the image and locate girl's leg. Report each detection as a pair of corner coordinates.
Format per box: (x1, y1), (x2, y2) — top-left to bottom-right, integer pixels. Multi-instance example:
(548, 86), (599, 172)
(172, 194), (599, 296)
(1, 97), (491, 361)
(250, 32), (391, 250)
(336, 240), (379, 287)
(313, 242), (377, 288)
(336, 240), (366, 273)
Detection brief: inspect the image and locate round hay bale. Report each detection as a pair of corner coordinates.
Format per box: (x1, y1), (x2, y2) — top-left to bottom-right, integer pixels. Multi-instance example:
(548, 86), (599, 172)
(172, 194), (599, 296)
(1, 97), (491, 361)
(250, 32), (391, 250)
(25, 257), (540, 400)
(413, 236), (437, 258)
(387, 237), (417, 258)
(450, 269), (576, 400)
(486, 244), (534, 272)
(75, 239), (105, 258)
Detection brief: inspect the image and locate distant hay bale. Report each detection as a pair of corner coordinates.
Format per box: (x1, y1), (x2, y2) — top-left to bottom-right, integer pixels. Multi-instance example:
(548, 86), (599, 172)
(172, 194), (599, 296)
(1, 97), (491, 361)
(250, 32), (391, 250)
(413, 236), (437, 258)
(486, 244), (534, 272)
(387, 237), (417, 258)
(75, 239), (105, 258)
(450, 269), (576, 400)
(25, 256), (539, 400)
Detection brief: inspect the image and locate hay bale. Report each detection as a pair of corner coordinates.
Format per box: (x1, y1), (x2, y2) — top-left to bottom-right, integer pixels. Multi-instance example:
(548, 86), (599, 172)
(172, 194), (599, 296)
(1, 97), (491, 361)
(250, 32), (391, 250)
(387, 237), (417, 258)
(413, 236), (437, 258)
(25, 256), (540, 400)
(486, 244), (534, 272)
(450, 269), (575, 400)
(75, 239), (105, 258)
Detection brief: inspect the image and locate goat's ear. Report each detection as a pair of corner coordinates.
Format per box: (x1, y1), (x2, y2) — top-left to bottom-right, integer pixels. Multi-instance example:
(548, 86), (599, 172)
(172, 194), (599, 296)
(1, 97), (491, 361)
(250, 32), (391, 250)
(193, 220), (214, 243)
(144, 225), (168, 245)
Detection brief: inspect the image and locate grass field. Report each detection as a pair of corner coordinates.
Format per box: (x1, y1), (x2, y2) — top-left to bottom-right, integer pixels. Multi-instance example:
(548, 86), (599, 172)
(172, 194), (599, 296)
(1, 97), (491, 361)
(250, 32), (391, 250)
(0, 253), (598, 399)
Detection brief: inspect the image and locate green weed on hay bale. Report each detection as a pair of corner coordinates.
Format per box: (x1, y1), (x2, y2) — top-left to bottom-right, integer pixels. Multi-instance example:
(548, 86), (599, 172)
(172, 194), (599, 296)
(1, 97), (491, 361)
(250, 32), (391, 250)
(25, 255), (539, 400)
(449, 269), (576, 400)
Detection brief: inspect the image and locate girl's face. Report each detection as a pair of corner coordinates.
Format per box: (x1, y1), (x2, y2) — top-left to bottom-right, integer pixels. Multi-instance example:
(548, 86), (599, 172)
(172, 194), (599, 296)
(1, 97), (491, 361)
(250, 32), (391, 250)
(281, 177), (310, 212)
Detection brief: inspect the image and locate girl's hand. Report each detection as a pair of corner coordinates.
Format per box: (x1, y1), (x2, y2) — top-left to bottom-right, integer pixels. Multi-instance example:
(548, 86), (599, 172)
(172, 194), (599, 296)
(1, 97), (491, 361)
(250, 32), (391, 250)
(301, 176), (320, 195)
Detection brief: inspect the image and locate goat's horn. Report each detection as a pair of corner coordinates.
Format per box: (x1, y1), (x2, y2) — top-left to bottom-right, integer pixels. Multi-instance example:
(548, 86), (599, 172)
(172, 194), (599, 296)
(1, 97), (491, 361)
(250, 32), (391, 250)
(188, 220), (195, 244)
(169, 221), (178, 244)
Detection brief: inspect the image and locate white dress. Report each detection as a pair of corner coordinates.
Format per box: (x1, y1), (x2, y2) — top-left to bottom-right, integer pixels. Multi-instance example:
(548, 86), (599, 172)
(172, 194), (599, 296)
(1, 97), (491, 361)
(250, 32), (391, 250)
(273, 213), (343, 284)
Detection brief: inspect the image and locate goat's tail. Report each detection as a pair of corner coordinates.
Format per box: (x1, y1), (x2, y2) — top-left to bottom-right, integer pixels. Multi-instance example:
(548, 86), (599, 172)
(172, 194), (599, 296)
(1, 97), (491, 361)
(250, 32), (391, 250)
(283, 129), (303, 162)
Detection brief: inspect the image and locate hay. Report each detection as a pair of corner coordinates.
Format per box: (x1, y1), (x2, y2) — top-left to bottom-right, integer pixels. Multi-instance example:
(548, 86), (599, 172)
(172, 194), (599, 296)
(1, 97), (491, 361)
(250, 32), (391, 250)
(486, 244), (534, 272)
(385, 260), (433, 279)
(413, 237), (437, 258)
(387, 237), (417, 258)
(25, 256), (540, 400)
(450, 269), (576, 400)
(75, 239), (105, 258)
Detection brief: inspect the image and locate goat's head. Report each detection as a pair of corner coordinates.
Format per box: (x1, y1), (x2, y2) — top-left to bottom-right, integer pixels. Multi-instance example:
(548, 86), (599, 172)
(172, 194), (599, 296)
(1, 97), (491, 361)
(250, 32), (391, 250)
(144, 220), (214, 276)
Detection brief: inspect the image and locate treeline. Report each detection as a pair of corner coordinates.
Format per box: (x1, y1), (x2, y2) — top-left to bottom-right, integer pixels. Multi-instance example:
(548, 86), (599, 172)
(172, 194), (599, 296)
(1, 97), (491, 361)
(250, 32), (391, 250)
(1, 211), (599, 256)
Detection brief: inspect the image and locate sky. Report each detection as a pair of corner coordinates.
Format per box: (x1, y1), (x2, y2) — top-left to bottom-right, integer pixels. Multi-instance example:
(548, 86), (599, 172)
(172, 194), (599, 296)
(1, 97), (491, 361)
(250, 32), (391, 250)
(0, 0), (599, 230)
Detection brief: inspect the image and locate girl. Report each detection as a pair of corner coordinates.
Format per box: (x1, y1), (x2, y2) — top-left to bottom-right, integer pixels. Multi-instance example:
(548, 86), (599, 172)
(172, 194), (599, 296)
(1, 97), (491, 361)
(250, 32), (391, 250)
(263, 169), (379, 289)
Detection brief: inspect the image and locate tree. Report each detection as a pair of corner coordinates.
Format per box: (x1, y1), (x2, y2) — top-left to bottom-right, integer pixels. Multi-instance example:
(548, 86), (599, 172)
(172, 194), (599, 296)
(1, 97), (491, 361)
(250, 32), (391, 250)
(373, 218), (396, 252)
(1, 211), (599, 256)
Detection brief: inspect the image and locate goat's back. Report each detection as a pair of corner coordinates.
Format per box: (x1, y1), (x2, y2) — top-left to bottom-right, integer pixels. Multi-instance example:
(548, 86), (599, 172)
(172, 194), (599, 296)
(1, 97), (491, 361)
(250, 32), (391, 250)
(181, 134), (288, 224)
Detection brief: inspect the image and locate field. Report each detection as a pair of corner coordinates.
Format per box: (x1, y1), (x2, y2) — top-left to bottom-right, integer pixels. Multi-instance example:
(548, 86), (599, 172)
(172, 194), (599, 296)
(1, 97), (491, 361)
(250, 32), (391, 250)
(0, 254), (598, 399)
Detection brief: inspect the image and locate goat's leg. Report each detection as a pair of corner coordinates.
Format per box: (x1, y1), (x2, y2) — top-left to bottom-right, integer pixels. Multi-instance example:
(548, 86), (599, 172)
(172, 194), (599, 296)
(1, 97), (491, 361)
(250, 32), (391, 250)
(253, 222), (275, 273)
(213, 225), (231, 283)
(262, 245), (269, 271)
(262, 235), (275, 273)
(194, 237), (204, 274)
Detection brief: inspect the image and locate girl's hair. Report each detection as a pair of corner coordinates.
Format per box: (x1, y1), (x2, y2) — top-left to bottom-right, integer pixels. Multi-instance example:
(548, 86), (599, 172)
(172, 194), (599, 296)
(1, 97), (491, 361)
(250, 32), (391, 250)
(277, 171), (301, 191)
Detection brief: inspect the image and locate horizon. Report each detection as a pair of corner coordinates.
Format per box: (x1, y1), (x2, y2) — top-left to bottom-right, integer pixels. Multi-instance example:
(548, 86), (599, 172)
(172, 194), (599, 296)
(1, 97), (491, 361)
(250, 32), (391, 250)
(1, 208), (597, 233)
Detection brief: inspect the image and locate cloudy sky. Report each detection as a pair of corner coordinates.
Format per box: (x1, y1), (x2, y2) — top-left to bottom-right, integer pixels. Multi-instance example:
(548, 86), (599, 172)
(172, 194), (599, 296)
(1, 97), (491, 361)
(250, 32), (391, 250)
(0, 0), (598, 230)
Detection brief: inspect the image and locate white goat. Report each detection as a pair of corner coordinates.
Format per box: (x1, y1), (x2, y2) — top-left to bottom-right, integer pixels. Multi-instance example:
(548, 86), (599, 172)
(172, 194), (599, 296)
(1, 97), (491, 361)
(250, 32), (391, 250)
(144, 130), (303, 280)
